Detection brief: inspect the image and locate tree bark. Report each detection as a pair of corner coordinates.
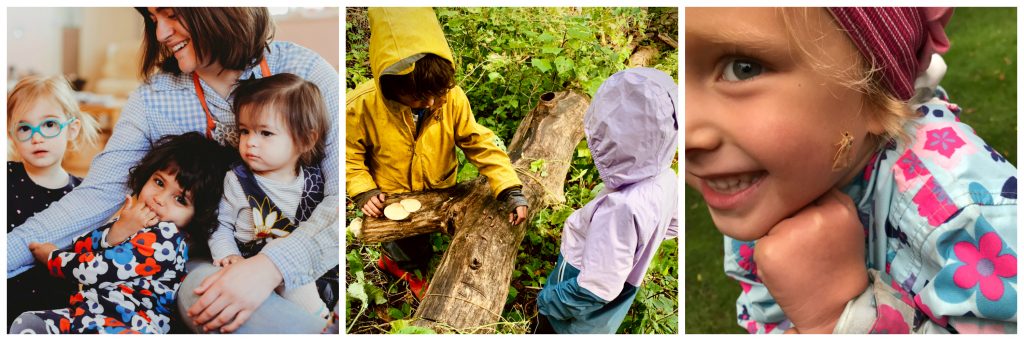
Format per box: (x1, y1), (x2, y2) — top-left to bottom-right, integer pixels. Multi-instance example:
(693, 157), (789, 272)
(354, 91), (589, 332)
(628, 45), (659, 67)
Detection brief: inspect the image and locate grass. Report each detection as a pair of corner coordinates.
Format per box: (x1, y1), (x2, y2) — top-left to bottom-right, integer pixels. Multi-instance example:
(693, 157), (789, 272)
(683, 7), (1018, 334)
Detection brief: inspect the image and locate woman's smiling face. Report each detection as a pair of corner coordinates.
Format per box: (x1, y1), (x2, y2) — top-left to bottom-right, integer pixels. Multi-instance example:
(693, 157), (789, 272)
(684, 7), (882, 241)
(147, 7), (200, 74)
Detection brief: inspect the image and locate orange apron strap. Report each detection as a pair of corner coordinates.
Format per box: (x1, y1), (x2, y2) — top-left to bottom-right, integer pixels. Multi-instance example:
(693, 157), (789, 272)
(193, 57), (270, 139)
(259, 58), (271, 78)
(192, 72), (217, 139)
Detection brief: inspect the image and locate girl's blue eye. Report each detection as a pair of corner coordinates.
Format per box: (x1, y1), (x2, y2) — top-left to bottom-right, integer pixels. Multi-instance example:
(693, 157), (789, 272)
(723, 59), (764, 82)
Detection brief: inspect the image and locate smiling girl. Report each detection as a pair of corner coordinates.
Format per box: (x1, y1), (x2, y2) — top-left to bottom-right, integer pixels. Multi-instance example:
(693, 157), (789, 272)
(686, 8), (1016, 333)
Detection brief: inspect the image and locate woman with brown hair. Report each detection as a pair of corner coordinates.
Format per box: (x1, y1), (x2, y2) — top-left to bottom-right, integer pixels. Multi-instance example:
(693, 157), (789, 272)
(6, 7), (339, 333)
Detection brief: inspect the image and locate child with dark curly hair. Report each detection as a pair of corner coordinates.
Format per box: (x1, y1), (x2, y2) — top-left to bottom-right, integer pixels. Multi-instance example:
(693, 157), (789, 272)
(9, 132), (236, 334)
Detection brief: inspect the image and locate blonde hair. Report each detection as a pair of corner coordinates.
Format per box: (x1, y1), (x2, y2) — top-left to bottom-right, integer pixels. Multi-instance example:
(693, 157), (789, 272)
(7, 75), (101, 159)
(779, 8), (915, 145)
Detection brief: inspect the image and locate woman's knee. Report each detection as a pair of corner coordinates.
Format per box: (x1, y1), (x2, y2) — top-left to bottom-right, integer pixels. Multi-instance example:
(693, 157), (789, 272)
(176, 262), (221, 316)
(9, 312), (49, 334)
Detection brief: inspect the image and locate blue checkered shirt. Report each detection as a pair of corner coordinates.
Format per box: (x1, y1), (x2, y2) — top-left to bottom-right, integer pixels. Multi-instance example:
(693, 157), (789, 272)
(8, 41), (339, 290)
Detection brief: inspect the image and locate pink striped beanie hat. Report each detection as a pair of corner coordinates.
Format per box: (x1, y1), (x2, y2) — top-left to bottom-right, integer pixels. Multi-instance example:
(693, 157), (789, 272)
(828, 8), (953, 101)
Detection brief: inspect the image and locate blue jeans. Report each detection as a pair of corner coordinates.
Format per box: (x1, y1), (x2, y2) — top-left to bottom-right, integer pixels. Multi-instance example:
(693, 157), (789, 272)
(176, 261), (325, 333)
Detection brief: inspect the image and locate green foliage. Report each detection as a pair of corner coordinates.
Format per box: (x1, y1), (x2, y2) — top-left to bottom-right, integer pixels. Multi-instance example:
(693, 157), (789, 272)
(441, 7), (663, 142)
(345, 8), (372, 90)
(618, 238), (679, 334)
(388, 320), (435, 334)
(942, 7), (1017, 164)
(346, 7), (678, 144)
(345, 246), (386, 333)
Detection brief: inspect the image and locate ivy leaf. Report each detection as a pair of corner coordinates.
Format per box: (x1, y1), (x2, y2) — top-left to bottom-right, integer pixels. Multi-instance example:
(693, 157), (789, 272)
(389, 320), (435, 334)
(538, 32), (557, 43)
(531, 58), (552, 73)
(541, 46), (563, 55)
(506, 286), (519, 305)
(347, 282), (369, 308)
(576, 142), (591, 158)
(367, 284), (387, 305)
(530, 159), (546, 173)
(567, 27), (592, 41)
(530, 159), (549, 177)
(346, 250), (364, 280)
(569, 168), (589, 182)
(388, 307), (405, 320)
(487, 71), (503, 82)
(554, 56), (574, 76)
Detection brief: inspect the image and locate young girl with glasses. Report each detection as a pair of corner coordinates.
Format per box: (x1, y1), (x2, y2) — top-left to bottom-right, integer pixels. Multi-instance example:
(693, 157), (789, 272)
(6, 75), (101, 324)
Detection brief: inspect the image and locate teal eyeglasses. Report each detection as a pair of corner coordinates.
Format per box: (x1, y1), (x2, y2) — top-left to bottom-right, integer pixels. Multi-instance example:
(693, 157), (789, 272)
(10, 117), (77, 142)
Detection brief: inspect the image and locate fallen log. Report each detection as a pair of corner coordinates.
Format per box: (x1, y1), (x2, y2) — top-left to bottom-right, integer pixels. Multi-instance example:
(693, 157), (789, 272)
(354, 91), (589, 332)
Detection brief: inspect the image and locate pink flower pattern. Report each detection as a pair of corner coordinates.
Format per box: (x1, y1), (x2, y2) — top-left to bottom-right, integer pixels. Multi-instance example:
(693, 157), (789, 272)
(869, 305), (910, 334)
(738, 244), (757, 279)
(912, 178), (958, 227)
(952, 232), (1017, 301)
(923, 127), (966, 158)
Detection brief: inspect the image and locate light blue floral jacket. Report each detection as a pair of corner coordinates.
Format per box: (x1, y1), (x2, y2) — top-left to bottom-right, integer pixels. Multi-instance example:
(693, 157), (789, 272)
(725, 86), (1017, 334)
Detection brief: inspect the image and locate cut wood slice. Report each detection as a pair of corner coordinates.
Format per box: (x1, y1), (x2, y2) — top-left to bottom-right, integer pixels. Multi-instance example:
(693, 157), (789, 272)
(400, 199), (422, 212)
(348, 217), (363, 238)
(383, 203), (410, 221)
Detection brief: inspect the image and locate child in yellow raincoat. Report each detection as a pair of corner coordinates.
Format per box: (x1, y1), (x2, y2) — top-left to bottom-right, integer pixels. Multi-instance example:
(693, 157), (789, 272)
(346, 7), (528, 300)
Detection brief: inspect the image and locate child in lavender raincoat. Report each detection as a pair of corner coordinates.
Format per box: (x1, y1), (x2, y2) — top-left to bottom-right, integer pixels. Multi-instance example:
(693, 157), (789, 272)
(536, 68), (679, 334)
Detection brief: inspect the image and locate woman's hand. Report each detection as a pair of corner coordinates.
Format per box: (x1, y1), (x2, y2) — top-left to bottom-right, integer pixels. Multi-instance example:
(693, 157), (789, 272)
(110, 195), (159, 244)
(187, 254), (283, 333)
(215, 255), (245, 267)
(754, 189), (869, 333)
(28, 242), (58, 264)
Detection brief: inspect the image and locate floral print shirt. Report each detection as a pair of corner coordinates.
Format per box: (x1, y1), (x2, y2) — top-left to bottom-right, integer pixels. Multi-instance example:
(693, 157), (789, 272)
(42, 221), (188, 333)
(725, 87), (1017, 334)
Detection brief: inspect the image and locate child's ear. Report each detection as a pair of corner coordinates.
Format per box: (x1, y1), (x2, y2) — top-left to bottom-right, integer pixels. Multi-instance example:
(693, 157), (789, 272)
(68, 117), (82, 141)
(866, 116), (885, 136)
(304, 133), (320, 153)
(861, 102), (888, 137)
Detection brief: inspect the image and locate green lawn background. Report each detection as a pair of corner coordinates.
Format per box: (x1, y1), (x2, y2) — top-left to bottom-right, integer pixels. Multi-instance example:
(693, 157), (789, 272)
(683, 7), (1018, 333)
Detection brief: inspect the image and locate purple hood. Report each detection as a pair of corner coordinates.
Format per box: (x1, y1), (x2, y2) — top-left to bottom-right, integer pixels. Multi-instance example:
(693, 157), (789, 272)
(586, 67), (678, 189)
(561, 68), (679, 301)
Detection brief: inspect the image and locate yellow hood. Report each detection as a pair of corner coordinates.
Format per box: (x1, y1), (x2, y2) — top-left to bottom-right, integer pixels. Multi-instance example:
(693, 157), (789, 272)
(368, 7), (455, 88)
(347, 8), (521, 199)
